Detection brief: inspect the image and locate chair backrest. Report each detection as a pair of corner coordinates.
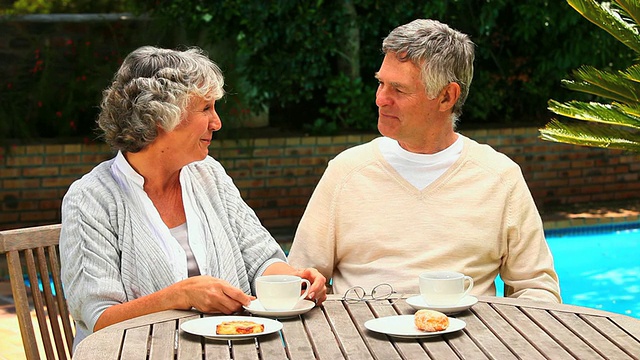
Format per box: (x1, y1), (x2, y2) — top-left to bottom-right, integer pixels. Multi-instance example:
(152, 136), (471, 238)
(0, 224), (74, 360)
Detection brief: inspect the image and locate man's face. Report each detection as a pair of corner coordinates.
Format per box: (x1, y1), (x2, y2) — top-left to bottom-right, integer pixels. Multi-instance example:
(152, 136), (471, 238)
(375, 53), (442, 152)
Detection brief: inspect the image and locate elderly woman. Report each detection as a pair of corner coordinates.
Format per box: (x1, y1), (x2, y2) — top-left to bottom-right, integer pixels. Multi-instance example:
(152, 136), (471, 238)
(60, 46), (327, 347)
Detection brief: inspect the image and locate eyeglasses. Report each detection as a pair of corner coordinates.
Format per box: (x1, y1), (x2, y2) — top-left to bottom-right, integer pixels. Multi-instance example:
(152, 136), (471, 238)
(342, 283), (402, 305)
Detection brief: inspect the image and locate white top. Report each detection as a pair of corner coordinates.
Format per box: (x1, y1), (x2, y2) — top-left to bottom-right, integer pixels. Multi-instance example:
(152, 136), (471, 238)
(169, 223), (200, 277)
(111, 151), (207, 281)
(378, 135), (463, 189)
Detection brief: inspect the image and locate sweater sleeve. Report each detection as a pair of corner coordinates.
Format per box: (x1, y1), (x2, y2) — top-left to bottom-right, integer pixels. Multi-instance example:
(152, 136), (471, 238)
(288, 157), (342, 283)
(500, 166), (561, 303)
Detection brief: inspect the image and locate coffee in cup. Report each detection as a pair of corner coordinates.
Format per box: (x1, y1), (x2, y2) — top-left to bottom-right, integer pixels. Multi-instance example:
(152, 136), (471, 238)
(419, 271), (474, 306)
(255, 275), (311, 311)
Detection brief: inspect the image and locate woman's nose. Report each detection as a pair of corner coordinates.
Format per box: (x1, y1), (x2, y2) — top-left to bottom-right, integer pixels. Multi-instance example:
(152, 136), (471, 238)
(210, 110), (222, 131)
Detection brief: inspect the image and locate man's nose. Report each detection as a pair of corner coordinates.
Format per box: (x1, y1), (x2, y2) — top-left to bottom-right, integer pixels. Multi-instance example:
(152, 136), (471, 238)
(375, 87), (391, 107)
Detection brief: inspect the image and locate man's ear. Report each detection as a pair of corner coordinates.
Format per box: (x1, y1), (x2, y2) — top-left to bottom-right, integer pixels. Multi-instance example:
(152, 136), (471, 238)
(438, 82), (461, 112)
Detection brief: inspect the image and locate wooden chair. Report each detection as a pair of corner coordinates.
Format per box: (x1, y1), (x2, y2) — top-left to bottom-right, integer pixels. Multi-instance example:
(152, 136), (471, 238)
(0, 224), (74, 360)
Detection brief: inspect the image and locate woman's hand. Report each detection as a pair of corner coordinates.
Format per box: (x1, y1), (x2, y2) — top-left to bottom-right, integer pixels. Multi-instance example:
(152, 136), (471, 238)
(94, 275), (251, 332)
(170, 275), (254, 314)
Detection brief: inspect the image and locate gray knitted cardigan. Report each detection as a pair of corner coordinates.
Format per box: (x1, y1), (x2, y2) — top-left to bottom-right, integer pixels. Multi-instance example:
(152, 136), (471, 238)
(60, 156), (286, 346)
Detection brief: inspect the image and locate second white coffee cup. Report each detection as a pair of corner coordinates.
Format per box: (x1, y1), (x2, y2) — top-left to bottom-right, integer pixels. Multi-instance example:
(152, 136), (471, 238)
(419, 271), (474, 306)
(255, 275), (311, 311)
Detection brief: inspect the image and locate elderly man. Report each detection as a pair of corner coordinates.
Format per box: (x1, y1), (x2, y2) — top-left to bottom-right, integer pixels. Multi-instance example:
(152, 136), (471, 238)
(288, 19), (560, 303)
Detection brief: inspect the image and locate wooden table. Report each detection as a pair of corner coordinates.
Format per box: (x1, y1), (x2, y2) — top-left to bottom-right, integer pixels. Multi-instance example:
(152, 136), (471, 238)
(73, 295), (640, 359)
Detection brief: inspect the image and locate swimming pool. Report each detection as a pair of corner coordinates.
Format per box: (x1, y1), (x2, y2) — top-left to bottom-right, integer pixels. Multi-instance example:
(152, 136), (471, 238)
(496, 222), (640, 318)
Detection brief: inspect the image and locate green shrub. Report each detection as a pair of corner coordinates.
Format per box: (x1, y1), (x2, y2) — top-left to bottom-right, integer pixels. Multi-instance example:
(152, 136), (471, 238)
(147, 0), (635, 133)
(1, 1), (637, 140)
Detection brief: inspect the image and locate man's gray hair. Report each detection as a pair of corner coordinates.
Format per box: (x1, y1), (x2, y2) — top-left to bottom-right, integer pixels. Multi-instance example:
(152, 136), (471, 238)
(382, 19), (474, 124)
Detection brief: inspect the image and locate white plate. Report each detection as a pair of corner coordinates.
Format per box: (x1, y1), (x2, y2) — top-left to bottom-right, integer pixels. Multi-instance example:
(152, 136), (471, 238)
(405, 295), (478, 315)
(365, 315), (465, 339)
(180, 315), (282, 340)
(243, 299), (315, 318)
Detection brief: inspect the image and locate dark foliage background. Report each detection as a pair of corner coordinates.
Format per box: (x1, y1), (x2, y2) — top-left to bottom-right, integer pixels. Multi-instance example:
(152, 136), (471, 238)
(0, 0), (635, 140)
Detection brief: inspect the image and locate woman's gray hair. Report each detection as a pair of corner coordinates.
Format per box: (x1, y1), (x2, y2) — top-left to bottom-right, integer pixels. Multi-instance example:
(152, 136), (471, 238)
(98, 46), (225, 152)
(382, 19), (474, 125)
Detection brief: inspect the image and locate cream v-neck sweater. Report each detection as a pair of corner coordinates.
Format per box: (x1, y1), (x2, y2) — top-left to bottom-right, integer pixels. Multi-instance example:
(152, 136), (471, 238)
(288, 135), (560, 302)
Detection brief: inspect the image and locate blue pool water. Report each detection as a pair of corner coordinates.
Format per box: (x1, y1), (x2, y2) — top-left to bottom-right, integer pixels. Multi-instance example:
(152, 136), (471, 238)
(496, 224), (640, 318)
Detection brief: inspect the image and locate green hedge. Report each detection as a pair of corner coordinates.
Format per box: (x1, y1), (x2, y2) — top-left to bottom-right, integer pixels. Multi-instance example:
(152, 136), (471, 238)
(1, 1), (635, 140)
(149, 0), (635, 133)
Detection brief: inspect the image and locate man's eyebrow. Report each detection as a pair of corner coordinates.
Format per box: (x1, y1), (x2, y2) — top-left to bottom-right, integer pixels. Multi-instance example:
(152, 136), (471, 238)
(374, 72), (409, 90)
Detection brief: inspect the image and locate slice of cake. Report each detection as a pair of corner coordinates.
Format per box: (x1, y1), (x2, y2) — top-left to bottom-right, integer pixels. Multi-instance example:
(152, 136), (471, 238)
(216, 320), (265, 335)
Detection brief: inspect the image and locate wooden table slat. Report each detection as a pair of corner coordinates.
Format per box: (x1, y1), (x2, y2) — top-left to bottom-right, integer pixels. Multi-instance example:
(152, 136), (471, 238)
(203, 340), (232, 360)
(551, 311), (632, 360)
(346, 301), (403, 359)
(520, 308), (605, 360)
(493, 303), (576, 359)
(120, 325), (151, 359)
(73, 328), (124, 360)
(300, 305), (346, 359)
(279, 316), (315, 359)
(177, 315), (207, 359)
(323, 299), (374, 359)
(472, 302), (546, 359)
(583, 315), (640, 358)
(148, 320), (178, 360)
(444, 330), (489, 360)
(610, 315), (640, 340)
(456, 310), (517, 360)
(229, 338), (260, 360)
(71, 297), (640, 360)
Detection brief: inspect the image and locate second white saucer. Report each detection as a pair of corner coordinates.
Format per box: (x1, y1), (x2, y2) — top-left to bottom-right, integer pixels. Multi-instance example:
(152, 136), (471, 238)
(405, 295), (478, 315)
(243, 299), (315, 318)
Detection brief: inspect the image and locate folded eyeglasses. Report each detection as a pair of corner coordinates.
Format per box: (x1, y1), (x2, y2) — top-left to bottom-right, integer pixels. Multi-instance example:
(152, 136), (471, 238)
(342, 283), (402, 305)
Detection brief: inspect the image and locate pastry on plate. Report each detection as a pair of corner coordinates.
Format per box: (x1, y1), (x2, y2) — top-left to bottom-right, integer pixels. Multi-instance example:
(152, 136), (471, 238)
(216, 320), (265, 335)
(414, 309), (449, 332)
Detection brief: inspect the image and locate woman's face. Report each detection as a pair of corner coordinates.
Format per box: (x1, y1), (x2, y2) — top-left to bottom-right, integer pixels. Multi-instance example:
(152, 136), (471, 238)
(155, 95), (222, 167)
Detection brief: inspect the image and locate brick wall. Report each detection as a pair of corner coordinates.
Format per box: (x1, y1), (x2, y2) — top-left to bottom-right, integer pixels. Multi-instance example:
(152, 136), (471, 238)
(2, 127), (640, 236)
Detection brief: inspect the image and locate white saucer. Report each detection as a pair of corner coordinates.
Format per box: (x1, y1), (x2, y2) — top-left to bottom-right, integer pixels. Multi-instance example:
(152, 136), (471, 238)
(365, 315), (465, 339)
(405, 295), (478, 315)
(243, 299), (315, 318)
(180, 315), (282, 340)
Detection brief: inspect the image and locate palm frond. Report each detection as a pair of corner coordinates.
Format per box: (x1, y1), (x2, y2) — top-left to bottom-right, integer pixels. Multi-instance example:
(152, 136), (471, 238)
(562, 80), (632, 103)
(568, 0), (640, 54)
(562, 66), (640, 102)
(614, 101), (640, 117)
(621, 63), (640, 82)
(541, 0), (640, 152)
(540, 119), (640, 151)
(548, 99), (640, 129)
(616, 0), (640, 28)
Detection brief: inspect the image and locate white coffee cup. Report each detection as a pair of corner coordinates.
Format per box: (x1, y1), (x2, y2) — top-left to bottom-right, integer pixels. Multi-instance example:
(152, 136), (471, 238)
(255, 275), (311, 311)
(419, 271), (474, 306)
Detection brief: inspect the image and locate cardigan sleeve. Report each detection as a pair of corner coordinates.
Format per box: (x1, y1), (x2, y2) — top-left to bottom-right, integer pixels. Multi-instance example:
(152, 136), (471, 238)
(60, 175), (129, 343)
(202, 158), (287, 292)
